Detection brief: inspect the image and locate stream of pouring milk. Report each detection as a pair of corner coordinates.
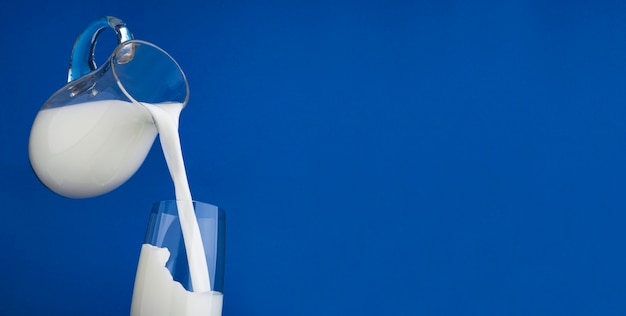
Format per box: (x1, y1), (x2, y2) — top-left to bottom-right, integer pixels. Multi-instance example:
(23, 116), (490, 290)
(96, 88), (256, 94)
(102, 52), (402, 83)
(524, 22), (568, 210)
(133, 101), (222, 315)
(142, 102), (212, 293)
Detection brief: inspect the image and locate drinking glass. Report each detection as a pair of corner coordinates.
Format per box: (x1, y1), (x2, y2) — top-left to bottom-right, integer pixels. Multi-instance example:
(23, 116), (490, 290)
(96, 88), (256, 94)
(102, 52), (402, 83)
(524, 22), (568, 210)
(130, 200), (225, 316)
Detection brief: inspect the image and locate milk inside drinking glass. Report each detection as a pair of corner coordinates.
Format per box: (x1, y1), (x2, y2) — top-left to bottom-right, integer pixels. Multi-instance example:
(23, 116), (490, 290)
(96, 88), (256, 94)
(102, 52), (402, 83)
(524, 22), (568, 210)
(28, 16), (224, 316)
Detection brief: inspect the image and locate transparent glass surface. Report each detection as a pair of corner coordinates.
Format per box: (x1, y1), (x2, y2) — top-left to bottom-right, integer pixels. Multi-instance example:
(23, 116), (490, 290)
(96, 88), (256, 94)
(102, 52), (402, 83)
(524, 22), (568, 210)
(145, 200), (225, 292)
(42, 39), (189, 110)
(130, 200), (225, 316)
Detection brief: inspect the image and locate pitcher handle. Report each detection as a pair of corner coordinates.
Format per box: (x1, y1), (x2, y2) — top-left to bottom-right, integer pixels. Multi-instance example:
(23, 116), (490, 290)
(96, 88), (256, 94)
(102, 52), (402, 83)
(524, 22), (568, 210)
(67, 16), (134, 82)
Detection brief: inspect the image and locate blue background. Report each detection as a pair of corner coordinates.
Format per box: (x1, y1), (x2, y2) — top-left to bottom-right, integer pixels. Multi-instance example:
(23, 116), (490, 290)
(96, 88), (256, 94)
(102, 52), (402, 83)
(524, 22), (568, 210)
(1, 0), (626, 315)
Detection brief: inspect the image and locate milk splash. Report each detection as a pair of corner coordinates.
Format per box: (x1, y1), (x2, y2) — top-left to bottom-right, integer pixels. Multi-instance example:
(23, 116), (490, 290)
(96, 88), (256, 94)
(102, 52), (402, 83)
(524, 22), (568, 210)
(131, 244), (223, 316)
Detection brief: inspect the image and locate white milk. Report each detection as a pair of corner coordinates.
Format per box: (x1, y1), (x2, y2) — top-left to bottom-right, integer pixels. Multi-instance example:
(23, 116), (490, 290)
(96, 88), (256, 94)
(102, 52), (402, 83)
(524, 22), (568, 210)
(131, 244), (223, 316)
(29, 100), (157, 198)
(30, 99), (219, 314)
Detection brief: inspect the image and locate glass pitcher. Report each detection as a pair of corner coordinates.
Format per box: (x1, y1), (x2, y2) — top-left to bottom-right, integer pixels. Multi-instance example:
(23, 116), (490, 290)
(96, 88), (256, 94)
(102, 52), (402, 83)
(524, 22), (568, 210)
(28, 16), (189, 198)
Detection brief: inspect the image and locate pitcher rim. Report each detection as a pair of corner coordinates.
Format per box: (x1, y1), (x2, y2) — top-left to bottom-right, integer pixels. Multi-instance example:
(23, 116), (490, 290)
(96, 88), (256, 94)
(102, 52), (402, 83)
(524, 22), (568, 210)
(111, 39), (190, 108)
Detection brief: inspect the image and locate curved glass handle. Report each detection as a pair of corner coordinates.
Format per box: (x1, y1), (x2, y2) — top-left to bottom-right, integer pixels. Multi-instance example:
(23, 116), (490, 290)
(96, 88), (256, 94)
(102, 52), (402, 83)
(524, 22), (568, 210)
(67, 16), (134, 82)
